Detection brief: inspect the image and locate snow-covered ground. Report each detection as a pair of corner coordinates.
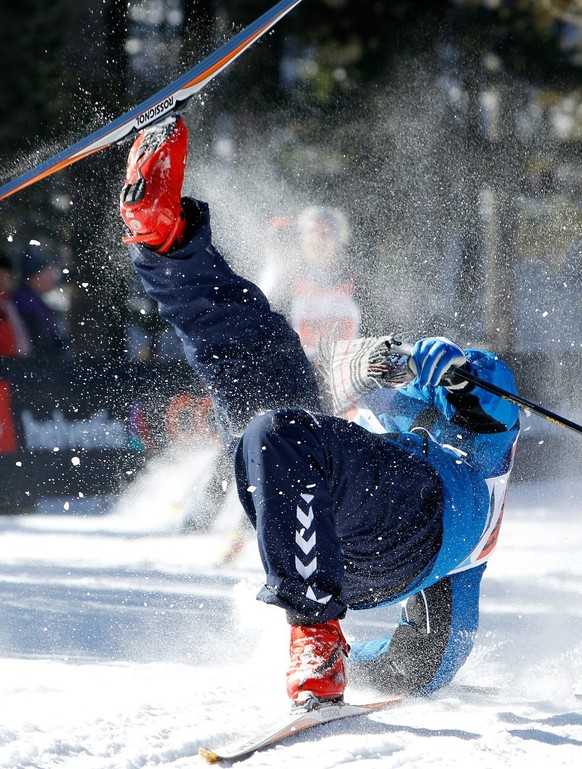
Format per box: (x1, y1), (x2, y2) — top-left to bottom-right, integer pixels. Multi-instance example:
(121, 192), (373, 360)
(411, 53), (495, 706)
(1, 453), (581, 768)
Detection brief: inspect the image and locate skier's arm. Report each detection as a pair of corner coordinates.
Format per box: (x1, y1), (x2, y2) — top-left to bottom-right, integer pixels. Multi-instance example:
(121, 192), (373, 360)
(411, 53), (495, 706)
(130, 198), (321, 435)
(348, 564), (486, 695)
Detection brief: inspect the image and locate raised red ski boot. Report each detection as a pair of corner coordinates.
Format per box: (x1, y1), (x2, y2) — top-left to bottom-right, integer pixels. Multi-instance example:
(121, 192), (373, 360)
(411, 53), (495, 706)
(120, 116), (188, 254)
(286, 620), (349, 707)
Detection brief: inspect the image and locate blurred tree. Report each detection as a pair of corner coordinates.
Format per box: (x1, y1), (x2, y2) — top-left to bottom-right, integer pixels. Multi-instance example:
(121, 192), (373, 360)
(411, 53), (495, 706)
(65, 1), (131, 360)
(3, 0), (582, 359)
(0, 1), (79, 259)
(0, 1), (75, 162)
(181, 0), (217, 62)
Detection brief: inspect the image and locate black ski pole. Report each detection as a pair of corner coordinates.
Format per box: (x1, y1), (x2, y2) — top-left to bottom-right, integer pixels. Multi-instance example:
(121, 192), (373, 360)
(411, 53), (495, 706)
(391, 339), (582, 437)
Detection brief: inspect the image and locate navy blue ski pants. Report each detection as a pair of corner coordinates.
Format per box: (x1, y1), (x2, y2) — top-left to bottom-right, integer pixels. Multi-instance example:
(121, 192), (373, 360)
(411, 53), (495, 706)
(235, 407), (444, 624)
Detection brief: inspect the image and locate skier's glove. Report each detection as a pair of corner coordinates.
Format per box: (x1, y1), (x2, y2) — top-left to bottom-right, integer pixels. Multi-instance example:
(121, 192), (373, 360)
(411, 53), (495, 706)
(317, 335), (412, 415)
(120, 116), (188, 254)
(408, 337), (468, 389)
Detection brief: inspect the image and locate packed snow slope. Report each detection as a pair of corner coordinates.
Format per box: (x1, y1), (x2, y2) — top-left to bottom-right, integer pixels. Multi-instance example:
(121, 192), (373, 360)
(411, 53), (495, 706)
(1, 450), (581, 768)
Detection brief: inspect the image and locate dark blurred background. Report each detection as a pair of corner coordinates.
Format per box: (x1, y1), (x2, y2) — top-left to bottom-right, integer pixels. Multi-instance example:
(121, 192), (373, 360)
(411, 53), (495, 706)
(2, 1), (582, 510)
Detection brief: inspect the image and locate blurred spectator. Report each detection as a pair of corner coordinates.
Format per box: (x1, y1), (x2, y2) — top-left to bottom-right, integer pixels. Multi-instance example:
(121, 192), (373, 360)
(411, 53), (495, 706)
(0, 252), (32, 357)
(13, 246), (66, 356)
(290, 206), (361, 358)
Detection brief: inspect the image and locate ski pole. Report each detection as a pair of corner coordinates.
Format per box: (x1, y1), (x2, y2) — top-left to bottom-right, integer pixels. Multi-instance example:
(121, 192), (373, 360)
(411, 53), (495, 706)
(390, 339), (582, 437)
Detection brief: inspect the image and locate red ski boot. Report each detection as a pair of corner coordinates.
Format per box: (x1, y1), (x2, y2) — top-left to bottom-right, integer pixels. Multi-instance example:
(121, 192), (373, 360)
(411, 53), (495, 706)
(286, 620), (349, 707)
(120, 116), (188, 254)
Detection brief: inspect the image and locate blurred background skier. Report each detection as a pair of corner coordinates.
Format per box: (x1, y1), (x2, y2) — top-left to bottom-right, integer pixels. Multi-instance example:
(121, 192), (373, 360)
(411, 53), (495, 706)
(119, 117), (520, 707)
(258, 205), (361, 360)
(290, 205), (361, 359)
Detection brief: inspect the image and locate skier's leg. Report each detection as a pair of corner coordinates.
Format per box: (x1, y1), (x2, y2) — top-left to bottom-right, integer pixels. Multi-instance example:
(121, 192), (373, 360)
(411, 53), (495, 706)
(349, 564), (486, 695)
(234, 407), (444, 705)
(234, 408), (444, 623)
(120, 117), (321, 437)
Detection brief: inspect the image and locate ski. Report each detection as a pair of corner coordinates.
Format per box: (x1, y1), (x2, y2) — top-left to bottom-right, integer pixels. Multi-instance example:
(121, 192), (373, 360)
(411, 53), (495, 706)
(197, 684), (582, 764)
(0, 0), (303, 203)
(198, 695), (405, 764)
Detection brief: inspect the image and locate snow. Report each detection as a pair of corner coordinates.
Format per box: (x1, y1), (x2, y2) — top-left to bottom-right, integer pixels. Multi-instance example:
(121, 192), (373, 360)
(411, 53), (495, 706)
(1, 462), (582, 768)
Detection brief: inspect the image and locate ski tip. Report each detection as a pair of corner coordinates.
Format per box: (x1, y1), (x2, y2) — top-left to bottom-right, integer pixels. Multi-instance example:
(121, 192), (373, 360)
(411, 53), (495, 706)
(198, 746), (222, 764)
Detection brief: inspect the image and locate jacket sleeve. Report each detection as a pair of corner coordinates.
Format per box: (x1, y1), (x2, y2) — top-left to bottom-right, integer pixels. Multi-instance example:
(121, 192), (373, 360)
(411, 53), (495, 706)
(348, 564), (486, 695)
(128, 199), (321, 436)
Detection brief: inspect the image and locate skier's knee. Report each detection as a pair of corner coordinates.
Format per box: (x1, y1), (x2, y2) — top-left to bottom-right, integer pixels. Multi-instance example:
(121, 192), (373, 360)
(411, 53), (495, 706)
(243, 408), (315, 445)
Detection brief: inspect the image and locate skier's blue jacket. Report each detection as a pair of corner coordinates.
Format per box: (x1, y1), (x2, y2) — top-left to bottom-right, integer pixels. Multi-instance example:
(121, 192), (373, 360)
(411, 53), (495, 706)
(347, 361), (519, 692)
(355, 354), (519, 587)
(130, 200), (521, 695)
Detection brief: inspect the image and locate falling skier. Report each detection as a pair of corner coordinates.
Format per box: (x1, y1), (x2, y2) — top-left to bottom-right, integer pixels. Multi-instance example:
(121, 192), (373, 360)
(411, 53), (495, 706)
(119, 117), (520, 707)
